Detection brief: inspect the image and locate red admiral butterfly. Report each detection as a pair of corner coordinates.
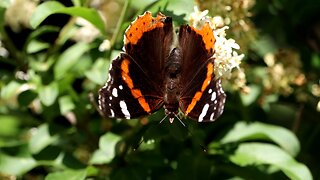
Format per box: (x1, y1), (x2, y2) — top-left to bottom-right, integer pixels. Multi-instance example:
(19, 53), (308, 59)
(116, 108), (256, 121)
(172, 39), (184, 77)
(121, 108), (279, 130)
(99, 11), (226, 123)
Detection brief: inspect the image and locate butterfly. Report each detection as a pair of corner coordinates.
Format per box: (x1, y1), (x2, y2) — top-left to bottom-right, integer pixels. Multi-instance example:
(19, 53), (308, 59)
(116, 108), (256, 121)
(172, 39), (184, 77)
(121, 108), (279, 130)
(98, 11), (226, 123)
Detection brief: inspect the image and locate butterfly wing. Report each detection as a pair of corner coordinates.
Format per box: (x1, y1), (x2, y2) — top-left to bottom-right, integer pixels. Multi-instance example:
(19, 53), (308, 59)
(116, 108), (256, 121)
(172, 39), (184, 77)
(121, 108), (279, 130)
(99, 12), (173, 119)
(178, 23), (226, 122)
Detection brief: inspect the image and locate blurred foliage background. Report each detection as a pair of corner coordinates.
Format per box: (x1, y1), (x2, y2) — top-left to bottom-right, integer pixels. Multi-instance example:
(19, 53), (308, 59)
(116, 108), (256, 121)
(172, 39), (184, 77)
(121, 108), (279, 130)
(0, 0), (319, 179)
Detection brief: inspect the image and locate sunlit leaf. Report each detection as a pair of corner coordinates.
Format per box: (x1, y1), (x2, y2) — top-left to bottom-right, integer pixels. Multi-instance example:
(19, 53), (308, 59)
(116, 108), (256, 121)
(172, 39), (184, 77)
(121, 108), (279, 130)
(30, 1), (105, 35)
(39, 82), (59, 106)
(90, 132), (121, 164)
(85, 58), (109, 85)
(29, 124), (58, 154)
(0, 115), (20, 137)
(54, 42), (90, 80)
(27, 40), (50, 53)
(58, 95), (75, 114)
(0, 81), (20, 100)
(0, 153), (37, 176)
(220, 121), (300, 156)
(229, 143), (312, 180)
(45, 169), (86, 180)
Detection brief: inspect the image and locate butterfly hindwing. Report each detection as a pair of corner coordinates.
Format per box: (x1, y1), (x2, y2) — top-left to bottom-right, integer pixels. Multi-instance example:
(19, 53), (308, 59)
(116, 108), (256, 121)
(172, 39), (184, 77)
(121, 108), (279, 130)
(180, 78), (226, 122)
(98, 54), (145, 119)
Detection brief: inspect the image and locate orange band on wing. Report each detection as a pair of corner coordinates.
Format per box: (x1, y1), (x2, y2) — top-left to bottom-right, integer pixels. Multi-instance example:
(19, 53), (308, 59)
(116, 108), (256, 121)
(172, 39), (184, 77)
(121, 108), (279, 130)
(190, 23), (215, 53)
(124, 11), (165, 45)
(185, 63), (214, 115)
(120, 59), (151, 113)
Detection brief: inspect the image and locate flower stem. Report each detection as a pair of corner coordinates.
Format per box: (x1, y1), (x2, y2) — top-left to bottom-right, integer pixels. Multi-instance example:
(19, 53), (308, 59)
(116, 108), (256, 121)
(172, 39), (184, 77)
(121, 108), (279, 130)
(107, 0), (131, 59)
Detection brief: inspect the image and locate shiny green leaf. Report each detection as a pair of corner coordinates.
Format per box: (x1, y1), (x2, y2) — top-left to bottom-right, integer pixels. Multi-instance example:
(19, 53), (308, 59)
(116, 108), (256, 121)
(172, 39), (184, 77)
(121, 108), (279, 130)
(30, 1), (105, 35)
(220, 121), (300, 156)
(229, 143), (312, 180)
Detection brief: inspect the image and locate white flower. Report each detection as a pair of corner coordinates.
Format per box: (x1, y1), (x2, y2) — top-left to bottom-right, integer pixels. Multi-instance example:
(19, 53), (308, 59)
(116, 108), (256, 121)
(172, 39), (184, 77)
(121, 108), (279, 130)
(213, 26), (244, 78)
(0, 41), (9, 57)
(72, 17), (100, 43)
(189, 6), (210, 28)
(99, 39), (111, 52)
(189, 6), (245, 78)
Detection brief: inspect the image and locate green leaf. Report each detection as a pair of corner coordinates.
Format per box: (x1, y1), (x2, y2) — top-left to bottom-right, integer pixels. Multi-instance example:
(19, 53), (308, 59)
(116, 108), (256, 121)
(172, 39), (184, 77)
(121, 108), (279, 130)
(45, 169), (87, 180)
(85, 58), (109, 85)
(0, 81), (20, 100)
(90, 132), (121, 164)
(17, 90), (38, 106)
(240, 85), (261, 106)
(24, 25), (60, 52)
(250, 35), (278, 57)
(229, 143), (312, 180)
(0, 115), (20, 137)
(220, 121), (300, 156)
(0, 7), (6, 29)
(26, 40), (50, 53)
(30, 1), (65, 27)
(0, 0), (10, 8)
(58, 95), (75, 114)
(0, 153), (37, 176)
(30, 1), (105, 35)
(39, 82), (59, 106)
(54, 42), (90, 80)
(29, 124), (58, 154)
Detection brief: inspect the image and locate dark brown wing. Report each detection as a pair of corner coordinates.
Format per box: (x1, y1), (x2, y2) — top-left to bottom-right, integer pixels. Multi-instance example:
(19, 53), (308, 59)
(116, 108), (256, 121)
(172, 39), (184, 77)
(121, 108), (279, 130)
(99, 12), (173, 119)
(178, 23), (226, 122)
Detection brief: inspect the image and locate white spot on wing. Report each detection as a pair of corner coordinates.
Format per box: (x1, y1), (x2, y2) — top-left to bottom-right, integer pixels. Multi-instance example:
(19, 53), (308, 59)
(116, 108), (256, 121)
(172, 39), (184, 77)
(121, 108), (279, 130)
(198, 104), (209, 122)
(112, 88), (118, 97)
(119, 85), (123, 90)
(110, 109), (115, 117)
(210, 112), (215, 121)
(211, 91), (216, 101)
(208, 89), (212, 94)
(109, 96), (112, 100)
(98, 94), (103, 110)
(120, 100), (130, 119)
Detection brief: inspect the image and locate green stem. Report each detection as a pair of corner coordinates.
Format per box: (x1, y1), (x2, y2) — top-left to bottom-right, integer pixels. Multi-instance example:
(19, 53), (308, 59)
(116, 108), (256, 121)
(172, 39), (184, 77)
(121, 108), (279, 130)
(107, 0), (131, 59)
(44, 17), (76, 62)
(0, 26), (25, 67)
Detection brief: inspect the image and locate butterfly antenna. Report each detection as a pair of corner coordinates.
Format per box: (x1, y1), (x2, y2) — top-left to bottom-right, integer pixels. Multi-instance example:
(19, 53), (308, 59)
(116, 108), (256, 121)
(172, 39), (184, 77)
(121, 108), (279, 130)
(174, 115), (207, 152)
(175, 114), (186, 127)
(159, 114), (168, 124)
(132, 137), (144, 151)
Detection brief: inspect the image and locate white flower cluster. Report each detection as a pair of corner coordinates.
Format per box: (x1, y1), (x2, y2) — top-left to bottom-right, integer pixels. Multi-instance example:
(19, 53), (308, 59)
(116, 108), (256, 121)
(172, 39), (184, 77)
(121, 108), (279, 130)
(213, 27), (244, 78)
(189, 6), (245, 78)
